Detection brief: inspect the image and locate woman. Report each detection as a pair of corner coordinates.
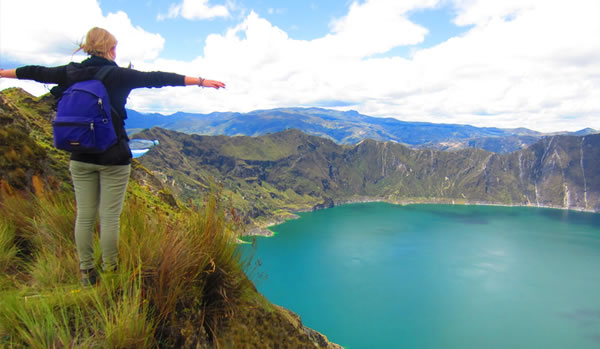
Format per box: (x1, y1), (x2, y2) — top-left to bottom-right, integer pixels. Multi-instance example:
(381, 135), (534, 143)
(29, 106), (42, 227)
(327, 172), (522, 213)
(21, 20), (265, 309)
(0, 27), (225, 286)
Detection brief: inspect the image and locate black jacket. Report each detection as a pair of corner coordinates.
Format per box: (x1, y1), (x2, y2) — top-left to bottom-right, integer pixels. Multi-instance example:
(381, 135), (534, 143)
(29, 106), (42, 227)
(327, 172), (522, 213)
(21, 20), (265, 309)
(16, 56), (186, 165)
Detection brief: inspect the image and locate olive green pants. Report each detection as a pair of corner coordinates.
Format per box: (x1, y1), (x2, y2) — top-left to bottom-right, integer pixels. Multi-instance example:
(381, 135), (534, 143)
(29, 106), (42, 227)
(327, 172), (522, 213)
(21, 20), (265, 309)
(69, 161), (130, 271)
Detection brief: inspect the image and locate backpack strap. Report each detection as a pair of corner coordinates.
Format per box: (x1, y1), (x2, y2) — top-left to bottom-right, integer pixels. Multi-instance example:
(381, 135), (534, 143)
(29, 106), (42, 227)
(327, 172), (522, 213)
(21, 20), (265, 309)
(93, 65), (115, 82)
(51, 64), (115, 99)
(91, 65), (127, 142)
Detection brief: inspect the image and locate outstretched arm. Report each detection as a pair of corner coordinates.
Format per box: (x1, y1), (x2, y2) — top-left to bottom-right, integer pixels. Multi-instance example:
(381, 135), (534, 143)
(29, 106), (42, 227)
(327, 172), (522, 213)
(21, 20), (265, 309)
(3, 67), (226, 89)
(184, 76), (226, 89)
(1, 66), (68, 85)
(0, 69), (17, 79)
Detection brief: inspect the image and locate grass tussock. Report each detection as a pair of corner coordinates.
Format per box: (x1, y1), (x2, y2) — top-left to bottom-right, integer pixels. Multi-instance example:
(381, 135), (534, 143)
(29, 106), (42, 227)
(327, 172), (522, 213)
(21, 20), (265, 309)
(0, 187), (251, 348)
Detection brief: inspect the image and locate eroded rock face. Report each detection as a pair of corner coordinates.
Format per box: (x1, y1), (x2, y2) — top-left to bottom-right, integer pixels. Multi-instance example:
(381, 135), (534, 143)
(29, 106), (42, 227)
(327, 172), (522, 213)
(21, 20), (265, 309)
(138, 125), (600, 215)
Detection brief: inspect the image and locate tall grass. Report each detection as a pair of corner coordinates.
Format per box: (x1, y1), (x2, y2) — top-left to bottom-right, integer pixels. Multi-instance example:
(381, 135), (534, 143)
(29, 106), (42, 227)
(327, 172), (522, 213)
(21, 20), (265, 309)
(0, 221), (19, 289)
(0, 186), (250, 348)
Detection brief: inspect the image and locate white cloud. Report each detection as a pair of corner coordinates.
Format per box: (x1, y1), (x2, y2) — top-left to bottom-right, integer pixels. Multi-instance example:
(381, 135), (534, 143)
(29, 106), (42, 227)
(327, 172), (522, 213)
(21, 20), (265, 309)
(395, 0), (600, 131)
(0, 0), (164, 66)
(319, 0), (435, 58)
(1, 0), (100, 65)
(158, 0), (230, 20)
(2, 0), (600, 133)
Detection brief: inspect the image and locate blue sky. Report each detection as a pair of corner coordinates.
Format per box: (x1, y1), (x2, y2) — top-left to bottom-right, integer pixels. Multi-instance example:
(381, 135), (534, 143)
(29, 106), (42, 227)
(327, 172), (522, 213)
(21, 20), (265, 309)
(95, 0), (470, 61)
(1, 0), (599, 132)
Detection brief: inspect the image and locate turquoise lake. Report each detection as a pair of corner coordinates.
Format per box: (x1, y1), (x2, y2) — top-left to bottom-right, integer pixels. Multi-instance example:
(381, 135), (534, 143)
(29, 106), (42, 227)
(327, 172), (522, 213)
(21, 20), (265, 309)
(240, 203), (600, 349)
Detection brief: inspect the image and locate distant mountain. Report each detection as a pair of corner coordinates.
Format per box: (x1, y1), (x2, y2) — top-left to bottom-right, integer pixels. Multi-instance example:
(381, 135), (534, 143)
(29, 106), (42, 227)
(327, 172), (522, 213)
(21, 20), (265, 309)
(126, 107), (598, 154)
(416, 135), (542, 153)
(130, 127), (600, 232)
(569, 128), (598, 136)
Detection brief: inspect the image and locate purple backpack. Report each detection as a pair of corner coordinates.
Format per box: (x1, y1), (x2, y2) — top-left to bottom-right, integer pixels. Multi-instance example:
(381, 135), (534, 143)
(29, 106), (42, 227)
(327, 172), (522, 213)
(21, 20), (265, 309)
(52, 66), (117, 153)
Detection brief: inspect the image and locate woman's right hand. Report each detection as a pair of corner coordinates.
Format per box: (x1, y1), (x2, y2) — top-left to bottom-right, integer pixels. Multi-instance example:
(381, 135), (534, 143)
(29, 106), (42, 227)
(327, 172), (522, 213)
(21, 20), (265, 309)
(201, 79), (226, 89)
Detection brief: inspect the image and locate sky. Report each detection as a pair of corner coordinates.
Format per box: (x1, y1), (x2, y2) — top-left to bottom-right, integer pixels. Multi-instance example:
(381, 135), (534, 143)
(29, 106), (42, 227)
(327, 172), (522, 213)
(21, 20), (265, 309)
(1, 0), (599, 133)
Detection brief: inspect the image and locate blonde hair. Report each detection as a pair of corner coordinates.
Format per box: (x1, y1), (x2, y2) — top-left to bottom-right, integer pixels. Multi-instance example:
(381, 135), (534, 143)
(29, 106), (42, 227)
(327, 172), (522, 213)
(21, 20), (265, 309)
(75, 27), (117, 59)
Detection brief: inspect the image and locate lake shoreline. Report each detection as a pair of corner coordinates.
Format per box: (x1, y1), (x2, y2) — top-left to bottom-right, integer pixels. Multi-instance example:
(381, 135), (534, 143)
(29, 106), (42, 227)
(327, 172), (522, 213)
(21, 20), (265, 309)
(242, 196), (599, 237)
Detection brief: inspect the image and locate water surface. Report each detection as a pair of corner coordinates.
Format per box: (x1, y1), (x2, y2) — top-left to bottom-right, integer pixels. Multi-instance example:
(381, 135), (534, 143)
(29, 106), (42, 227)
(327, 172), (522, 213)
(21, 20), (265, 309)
(241, 203), (600, 348)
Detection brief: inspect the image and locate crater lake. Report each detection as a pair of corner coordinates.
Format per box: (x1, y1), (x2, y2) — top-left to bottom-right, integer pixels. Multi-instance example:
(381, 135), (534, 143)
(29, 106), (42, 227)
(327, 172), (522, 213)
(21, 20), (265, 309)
(241, 203), (600, 349)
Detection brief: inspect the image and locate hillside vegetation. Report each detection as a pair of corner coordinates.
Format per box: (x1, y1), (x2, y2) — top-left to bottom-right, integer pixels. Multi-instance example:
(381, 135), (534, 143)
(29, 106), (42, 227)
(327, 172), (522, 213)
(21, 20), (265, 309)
(0, 88), (342, 348)
(131, 127), (600, 234)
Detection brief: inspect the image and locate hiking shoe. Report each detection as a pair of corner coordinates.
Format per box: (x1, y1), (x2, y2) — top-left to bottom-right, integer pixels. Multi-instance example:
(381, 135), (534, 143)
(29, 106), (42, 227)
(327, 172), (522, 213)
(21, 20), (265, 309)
(81, 268), (98, 287)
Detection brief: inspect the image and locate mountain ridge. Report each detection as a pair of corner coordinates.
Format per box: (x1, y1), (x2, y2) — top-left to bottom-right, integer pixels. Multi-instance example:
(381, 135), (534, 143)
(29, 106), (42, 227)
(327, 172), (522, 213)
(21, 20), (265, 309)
(128, 126), (600, 235)
(126, 106), (598, 154)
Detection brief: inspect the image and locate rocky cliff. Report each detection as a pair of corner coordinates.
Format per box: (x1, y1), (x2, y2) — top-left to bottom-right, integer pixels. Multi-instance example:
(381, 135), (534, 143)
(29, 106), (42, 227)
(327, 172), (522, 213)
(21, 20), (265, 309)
(131, 126), (600, 229)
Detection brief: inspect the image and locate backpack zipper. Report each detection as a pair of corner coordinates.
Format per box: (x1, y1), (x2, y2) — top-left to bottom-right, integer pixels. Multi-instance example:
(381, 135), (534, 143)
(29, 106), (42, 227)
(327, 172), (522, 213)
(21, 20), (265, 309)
(53, 121), (96, 131)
